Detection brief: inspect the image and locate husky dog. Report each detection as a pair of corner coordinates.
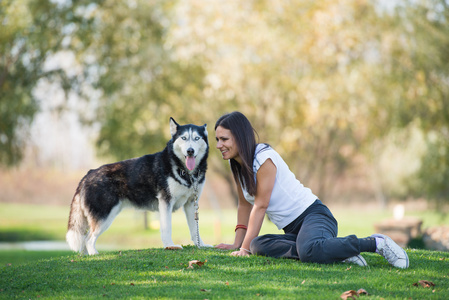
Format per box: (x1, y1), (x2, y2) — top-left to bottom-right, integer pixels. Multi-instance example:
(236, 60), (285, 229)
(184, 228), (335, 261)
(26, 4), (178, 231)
(66, 118), (210, 255)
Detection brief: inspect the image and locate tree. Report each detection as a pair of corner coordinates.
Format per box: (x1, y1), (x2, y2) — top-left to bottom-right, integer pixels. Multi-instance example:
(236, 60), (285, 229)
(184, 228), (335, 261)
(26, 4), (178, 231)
(64, 0), (207, 160)
(367, 0), (449, 205)
(398, 0), (449, 206)
(168, 0), (387, 199)
(0, 0), (73, 165)
(2, 0), (448, 207)
(1, 0), (207, 165)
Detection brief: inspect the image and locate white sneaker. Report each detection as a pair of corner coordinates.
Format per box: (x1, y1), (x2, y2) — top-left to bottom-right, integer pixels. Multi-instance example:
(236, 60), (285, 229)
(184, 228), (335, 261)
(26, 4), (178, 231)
(343, 255), (368, 267)
(371, 233), (409, 269)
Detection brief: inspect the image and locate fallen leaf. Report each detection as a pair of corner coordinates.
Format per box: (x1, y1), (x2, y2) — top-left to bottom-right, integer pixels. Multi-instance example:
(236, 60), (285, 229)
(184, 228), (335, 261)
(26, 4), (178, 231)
(340, 288), (369, 299)
(225, 281), (229, 286)
(341, 290), (358, 299)
(130, 283), (135, 286)
(413, 280), (435, 288)
(346, 266), (352, 271)
(357, 288), (369, 295)
(187, 260), (207, 269)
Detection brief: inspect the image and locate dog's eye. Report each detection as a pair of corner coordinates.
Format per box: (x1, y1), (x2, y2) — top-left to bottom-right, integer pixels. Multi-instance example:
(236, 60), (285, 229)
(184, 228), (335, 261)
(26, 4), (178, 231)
(181, 137), (187, 140)
(194, 137), (200, 141)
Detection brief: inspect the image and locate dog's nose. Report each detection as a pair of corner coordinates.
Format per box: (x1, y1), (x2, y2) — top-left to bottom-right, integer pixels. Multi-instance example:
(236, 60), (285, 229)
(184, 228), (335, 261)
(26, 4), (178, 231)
(187, 148), (195, 157)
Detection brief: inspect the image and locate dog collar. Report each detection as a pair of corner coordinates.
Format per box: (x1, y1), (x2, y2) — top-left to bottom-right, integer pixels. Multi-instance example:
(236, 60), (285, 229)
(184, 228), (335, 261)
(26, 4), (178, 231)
(178, 168), (201, 180)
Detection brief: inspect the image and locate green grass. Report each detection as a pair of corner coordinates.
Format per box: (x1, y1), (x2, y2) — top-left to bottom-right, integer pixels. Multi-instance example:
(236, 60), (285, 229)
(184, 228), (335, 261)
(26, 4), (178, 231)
(1, 202), (449, 298)
(1, 247), (448, 299)
(0, 250), (72, 267)
(1, 202), (449, 266)
(2, 202), (448, 247)
(0, 202), (281, 249)
(0, 203), (70, 242)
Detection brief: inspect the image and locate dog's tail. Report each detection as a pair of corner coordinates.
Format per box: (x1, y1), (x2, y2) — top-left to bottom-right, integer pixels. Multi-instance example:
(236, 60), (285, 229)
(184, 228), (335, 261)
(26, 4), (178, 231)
(66, 186), (89, 254)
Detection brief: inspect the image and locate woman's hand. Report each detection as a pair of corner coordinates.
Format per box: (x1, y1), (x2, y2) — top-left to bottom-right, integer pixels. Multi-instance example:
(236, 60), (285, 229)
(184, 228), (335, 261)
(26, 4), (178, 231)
(215, 243), (238, 250)
(231, 249), (250, 257)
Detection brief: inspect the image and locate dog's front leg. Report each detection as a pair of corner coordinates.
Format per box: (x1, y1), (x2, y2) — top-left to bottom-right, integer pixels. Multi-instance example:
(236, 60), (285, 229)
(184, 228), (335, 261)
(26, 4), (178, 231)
(158, 198), (182, 249)
(183, 199), (212, 248)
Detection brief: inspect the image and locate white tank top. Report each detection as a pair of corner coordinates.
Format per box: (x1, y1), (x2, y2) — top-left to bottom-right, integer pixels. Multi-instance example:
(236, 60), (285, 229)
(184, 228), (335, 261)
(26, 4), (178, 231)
(241, 144), (317, 229)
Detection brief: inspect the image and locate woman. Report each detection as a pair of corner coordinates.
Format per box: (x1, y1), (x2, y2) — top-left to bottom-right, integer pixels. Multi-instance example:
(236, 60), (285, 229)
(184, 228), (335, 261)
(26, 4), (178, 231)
(214, 111), (409, 268)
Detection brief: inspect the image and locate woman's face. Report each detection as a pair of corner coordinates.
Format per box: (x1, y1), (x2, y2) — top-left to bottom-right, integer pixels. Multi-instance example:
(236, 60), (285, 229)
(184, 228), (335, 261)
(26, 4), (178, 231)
(215, 126), (241, 163)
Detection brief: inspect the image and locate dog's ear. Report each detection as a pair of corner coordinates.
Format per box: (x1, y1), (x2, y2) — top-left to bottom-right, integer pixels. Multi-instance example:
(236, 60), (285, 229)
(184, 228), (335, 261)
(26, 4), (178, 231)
(203, 124), (208, 136)
(170, 117), (179, 136)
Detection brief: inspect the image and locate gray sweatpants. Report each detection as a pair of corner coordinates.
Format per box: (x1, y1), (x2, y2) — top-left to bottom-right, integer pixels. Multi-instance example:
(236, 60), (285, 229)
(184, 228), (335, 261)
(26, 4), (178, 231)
(250, 200), (376, 264)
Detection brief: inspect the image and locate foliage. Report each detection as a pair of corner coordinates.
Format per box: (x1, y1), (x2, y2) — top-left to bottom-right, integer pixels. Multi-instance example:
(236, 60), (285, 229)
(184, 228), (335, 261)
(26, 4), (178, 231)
(414, 135), (449, 207)
(167, 0), (385, 198)
(64, 0), (208, 160)
(1, 0), (449, 204)
(367, 0), (449, 203)
(0, 0), (204, 163)
(137, 0), (449, 202)
(0, 0), (67, 165)
(1, 247), (448, 299)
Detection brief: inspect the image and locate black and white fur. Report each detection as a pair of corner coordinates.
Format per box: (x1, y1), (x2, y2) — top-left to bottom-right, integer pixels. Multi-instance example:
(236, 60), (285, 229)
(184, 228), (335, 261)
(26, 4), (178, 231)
(66, 118), (210, 255)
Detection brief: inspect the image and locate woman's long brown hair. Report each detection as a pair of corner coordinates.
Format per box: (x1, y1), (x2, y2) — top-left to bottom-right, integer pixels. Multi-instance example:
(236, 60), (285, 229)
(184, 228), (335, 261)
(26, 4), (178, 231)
(215, 111), (259, 196)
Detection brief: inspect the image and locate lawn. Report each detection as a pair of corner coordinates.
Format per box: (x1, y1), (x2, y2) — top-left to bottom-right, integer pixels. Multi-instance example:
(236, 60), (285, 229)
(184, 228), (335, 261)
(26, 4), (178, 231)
(1, 201), (448, 266)
(1, 202), (449, 298)
(1, 246), (448, 299)
(0, 202), (280, 252)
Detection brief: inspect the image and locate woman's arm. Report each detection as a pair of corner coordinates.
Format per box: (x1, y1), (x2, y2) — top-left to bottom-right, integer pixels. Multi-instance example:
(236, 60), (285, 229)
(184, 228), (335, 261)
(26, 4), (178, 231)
(231, 159), (276, 256)
(215, 181), (252, 249)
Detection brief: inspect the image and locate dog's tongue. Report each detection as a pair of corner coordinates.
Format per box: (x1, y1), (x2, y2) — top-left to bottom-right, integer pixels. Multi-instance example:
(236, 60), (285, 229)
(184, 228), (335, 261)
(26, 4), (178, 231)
(186, 156), (196, 171)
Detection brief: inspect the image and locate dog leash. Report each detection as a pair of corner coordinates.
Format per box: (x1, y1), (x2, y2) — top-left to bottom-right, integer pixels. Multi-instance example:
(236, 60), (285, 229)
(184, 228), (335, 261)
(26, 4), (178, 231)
(190, 171), (201, 248)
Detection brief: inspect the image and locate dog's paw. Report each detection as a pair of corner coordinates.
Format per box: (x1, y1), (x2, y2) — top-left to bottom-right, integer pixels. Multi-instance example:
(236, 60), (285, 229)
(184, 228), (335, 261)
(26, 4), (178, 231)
(199, 244), (213, 248)
(165, 245), (183, 250)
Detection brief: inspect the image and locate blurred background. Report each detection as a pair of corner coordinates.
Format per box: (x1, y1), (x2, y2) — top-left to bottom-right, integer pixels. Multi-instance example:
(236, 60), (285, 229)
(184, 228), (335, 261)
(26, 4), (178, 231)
(1, 0), (449, 264)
